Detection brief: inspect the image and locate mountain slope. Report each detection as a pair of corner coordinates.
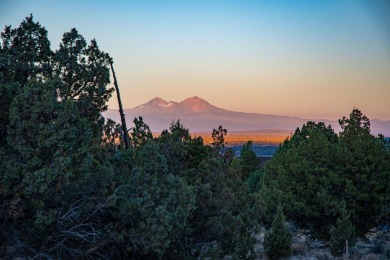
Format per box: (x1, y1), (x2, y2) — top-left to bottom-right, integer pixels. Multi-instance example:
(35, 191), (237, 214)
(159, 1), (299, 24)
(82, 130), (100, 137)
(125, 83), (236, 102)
(104, 97), (389, 135)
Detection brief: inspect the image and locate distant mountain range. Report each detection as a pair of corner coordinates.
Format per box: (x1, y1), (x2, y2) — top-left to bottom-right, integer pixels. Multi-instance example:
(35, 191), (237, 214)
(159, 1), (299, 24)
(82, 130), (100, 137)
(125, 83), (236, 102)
(103, 96), (390, 136)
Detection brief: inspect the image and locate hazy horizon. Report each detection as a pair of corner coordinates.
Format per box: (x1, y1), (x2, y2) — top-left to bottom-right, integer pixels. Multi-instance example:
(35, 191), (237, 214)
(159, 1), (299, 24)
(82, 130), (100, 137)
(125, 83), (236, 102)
(120, 95), (390, 121)
(1, 0), (389, 121)
(103, 95), (390, 136)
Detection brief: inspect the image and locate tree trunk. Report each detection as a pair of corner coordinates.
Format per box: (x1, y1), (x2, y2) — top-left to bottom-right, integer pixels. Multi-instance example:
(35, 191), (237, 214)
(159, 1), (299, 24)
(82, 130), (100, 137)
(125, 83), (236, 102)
(109, 61), (130, 149)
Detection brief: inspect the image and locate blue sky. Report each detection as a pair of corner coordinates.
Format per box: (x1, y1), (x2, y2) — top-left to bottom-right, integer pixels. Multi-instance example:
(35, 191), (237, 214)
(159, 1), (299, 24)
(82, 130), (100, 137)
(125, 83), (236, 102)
(1, 0), (389, 120)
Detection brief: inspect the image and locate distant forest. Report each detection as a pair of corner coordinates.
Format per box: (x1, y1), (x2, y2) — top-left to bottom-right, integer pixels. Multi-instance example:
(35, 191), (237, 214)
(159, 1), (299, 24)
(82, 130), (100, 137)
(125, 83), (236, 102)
(1, 16), (390, 259)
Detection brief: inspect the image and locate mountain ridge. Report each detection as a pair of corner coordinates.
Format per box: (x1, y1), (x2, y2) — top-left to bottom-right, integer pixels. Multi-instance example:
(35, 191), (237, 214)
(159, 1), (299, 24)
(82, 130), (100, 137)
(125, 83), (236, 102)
(104, 97), (390, 136)
(132, 96), (221, 114)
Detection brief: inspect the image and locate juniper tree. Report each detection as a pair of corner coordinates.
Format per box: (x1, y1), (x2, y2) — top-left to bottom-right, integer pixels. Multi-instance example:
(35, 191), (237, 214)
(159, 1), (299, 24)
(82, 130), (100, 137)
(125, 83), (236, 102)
(262, 109), (390, 240)
(211, 125), (227, 156)
(240, 141), (259, 180)
(131, 116), (153, 147)
(336, 108), (390, 234)
(330, 205), (355, 256)
(0, 15), (52, 147)
(264, 205), (292, 260)
(263, 122), (339, 236)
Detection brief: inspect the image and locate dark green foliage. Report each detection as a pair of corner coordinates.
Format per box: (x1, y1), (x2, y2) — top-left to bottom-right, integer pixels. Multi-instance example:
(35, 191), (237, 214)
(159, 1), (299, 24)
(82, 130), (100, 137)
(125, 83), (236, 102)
(16, 16), (390, 259)
(264, 205), (292, 260)
(330, 205), (355, 256)
(263, 121), (339, 235)
(112, 142), (195, 257)
(157, 120), (210, 175)
(247, 169), (263, 193)
(3, 79), (93, 220)
(4, 15), (390, 259)
(130, 116), (153, 147)
(0, 14), (52, 87)
(183, 158), (259, 258)
(0, 79), (117, 258)
(102, 118), (125, 152)
(0, 16), (117, 258)
(223, 147), (235, 165)
(282, 121), (338, 150)
(154, 121), (259, 258)
(0, 28), (260, 256)
(0, 81), (18, 147)
(263, 110), (390, 238)
(339, 108), (370, 139)
(240, 141), (259, 180)
(54, 28), (113, 123)
(0, 15), (52, 148)
(335, 108), (389, 234)
(187, 135), (212, 169)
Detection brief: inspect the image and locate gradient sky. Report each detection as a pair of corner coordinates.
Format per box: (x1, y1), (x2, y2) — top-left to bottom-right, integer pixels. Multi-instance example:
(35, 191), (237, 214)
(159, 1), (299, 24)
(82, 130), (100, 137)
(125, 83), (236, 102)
(1, 0), (389, 120)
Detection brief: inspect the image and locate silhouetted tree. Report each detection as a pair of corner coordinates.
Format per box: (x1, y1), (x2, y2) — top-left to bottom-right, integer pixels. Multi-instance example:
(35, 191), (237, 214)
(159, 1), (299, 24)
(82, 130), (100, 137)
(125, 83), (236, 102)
(211, 125), (227, 156)
(131, 116), (153, 147)
(54, 27), (113, 136)
(109, 59), (130, 149)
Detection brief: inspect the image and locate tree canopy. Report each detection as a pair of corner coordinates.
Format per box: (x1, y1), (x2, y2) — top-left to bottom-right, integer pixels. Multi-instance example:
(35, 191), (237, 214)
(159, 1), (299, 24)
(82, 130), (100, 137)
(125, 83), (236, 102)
(0, 16), (263, 258)
(262, 109), (390, 240)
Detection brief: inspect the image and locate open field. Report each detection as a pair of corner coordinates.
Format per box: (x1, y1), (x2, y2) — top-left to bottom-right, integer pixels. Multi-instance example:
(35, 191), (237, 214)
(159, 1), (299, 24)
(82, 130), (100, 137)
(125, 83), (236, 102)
(153, 130), (291, 145)
(193, 130), (291, 145)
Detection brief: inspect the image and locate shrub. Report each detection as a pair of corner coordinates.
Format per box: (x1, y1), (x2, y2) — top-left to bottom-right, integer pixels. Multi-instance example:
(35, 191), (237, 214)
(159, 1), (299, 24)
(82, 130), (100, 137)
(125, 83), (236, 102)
(264, 205), (292, 260)
(330, 206), (355, 256)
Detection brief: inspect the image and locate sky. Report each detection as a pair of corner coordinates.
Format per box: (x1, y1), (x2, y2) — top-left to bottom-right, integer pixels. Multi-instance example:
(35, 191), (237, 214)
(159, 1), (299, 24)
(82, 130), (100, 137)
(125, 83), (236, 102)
(1, 0), (389, 120)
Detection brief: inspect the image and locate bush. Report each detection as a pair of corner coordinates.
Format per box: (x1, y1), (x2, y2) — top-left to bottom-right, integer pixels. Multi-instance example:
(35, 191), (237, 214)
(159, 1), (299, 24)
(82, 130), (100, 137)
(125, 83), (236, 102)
(264, 205), (292, 260)
(330, 206), (355, 256)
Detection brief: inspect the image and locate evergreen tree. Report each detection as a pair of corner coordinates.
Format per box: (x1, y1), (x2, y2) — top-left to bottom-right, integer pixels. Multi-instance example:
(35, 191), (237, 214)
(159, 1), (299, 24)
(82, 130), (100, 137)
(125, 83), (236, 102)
(130, 116), (153, 147)
(183, 158), (258, 258)
(0, 14), (52, 87)
(336, 108), (389, 234)
(0, 15), (116, 258)
(211, 125), (227, 156)
(262, 109), (390, 239)
(113, 142), (195, 257)
(3, 79), (93, 218)
(102, 118), (125, 152)
(264, 205), (292, 260)
(0, 26), (264, 257)
(240, 141), (259, 180)
(157, 120), (209, 175)
(263, 122), (338, 236)
(330, 205), (355, 256)
(223, 147), (235, 165)
(54, 27), (113, 136)
(0, 15), (52, 147)
(247, 169), (263, 193)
